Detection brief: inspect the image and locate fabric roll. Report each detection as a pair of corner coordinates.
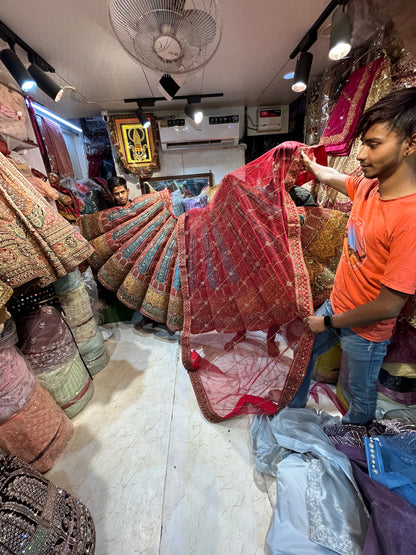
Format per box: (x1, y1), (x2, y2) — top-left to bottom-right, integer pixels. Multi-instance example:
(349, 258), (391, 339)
(0, 381), (73, 473)
(382, 362), (416, 379)
(53, 268), (83, 294)
(58, 283), (94, 327)
(78, 329), (109, 375)
(0, 449), (96, 554)
(36, 351), (94, 419)
(17, 305), (76, 372)
(0, 319), (36, 422)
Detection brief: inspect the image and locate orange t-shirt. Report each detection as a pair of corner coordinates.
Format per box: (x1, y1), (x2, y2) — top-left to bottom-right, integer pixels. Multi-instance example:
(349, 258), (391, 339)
(331, 176), (416, 341)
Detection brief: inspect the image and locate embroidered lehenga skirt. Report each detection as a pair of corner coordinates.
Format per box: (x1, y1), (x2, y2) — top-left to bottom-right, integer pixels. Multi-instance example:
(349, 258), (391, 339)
(81, 142), (348, 420)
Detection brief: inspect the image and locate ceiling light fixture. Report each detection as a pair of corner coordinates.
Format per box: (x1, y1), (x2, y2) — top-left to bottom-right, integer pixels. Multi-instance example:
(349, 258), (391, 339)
(28, 63), (65, 101)
(328, 4), (352, 60)
(292, 51), (313, 93)
(184, 96), (203, 125)
(31, 102), (83, 132)
(135, 105), (151, 129)
(0, 48), (36, 92)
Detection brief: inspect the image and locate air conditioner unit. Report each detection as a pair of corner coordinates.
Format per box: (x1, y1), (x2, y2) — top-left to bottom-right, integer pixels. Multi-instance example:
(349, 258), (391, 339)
(158, 114), (240, 151)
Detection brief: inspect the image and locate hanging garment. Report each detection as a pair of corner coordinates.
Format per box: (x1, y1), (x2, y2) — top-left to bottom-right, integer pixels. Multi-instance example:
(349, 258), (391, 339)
(0, 152), (92, 289)
(320, 57), (385, 156)
(0, 450), (96, 554)
(39, 116), (74, 179)
(0, 82), (29, 141)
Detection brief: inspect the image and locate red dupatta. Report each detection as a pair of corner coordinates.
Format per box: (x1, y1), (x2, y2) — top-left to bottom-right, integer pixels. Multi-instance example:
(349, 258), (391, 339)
(178, 142), (327, 421)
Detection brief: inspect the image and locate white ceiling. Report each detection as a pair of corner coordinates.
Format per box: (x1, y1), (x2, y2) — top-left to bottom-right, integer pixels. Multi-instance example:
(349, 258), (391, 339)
(0, 0), (404, 120)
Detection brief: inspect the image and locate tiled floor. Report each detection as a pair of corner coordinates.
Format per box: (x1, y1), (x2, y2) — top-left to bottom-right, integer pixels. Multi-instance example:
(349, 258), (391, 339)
(46, 322), (278, 554)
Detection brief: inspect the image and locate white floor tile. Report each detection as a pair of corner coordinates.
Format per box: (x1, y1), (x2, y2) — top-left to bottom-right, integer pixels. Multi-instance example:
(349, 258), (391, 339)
(46, 322), (272, 554)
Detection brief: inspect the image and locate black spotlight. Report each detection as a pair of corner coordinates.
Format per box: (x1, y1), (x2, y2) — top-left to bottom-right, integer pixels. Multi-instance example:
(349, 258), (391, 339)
(159, 74), (182, 100)
(184, 102), (203, 124)
(28, 63), (64, 101)
(0, 48), (36, 92)
(135, 106), (150, 129)
(292, 51), (313, 93)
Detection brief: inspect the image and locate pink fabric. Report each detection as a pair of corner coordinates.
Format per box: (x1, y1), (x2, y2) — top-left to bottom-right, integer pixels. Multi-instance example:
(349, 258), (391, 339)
(0, 320), (36, 422)
(320, 57), (385, 156)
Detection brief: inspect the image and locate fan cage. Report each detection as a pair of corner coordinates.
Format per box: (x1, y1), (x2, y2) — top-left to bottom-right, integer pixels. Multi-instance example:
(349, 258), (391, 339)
(109, 0), (222, 75)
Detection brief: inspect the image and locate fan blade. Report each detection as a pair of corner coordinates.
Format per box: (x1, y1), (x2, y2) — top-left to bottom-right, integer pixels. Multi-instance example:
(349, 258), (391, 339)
(179, 9), (217, 47)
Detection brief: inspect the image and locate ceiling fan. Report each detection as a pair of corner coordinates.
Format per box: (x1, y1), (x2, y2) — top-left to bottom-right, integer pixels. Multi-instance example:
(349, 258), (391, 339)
(109, 0), (222, 76)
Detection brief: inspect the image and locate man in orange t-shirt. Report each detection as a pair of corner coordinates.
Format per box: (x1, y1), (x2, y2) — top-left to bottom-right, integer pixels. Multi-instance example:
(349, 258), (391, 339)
(291, 87), (416, 424)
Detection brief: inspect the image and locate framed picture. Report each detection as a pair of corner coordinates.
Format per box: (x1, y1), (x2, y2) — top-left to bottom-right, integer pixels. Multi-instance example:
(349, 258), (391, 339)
(141, 172), (213, 196)
(108, 113), (160, 177)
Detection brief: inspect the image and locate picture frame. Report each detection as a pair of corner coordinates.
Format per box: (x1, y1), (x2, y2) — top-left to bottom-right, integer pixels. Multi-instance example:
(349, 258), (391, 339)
(141, 172), (213, 196)
(107, 113), (160, 177)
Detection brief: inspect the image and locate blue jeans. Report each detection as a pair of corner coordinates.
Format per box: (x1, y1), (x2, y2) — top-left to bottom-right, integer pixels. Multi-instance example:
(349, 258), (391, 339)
(290, 299), (390, 425)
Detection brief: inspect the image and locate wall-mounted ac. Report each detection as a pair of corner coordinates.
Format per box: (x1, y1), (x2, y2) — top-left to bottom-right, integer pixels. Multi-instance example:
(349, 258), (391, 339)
(158, 113), (240, 151)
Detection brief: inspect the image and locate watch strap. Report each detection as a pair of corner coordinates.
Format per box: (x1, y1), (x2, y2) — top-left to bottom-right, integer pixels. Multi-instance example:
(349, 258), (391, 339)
(324, 315), (333, 328)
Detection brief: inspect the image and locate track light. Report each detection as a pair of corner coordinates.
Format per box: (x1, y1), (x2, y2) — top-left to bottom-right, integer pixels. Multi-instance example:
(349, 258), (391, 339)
(184, 101), (203, 125)
(27, 63), (65, 101)
(329, 5), (352, 61)
(135, 106), (150, 129)
(291, 51), (313, 93)
(0, 48), (36, 92)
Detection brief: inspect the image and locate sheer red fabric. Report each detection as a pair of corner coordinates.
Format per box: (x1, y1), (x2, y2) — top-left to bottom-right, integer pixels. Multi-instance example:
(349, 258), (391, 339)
(178, 142), (328, 421)
(81, 142), (348, 421)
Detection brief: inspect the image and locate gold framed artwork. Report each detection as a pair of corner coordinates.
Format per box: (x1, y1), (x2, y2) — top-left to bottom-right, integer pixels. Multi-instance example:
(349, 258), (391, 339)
(108, 114), (160, 177)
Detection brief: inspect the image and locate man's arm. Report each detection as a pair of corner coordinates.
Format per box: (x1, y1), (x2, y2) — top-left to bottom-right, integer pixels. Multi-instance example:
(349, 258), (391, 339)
(305, 285), (409, 334)
(301, 151), (348, 196)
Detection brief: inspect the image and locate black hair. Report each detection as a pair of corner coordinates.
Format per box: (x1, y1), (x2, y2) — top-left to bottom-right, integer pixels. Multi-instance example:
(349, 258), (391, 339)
(108, 176), (127, 193)
(357, 87), (416, 140)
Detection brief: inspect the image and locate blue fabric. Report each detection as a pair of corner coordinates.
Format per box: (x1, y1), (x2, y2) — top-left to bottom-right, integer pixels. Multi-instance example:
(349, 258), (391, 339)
(365, 432), (416, 506)
(290, 299), (390, 425)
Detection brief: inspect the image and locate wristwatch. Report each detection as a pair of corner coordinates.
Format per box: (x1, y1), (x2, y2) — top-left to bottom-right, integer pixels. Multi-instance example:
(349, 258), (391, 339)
(324, 315), (333, 328)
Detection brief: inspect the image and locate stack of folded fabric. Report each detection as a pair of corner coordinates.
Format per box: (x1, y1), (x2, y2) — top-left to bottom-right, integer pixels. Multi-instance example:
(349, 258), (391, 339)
(17, 305), (94, 418)
(54, 269), (109, 375)
(0, 320), (73, 472)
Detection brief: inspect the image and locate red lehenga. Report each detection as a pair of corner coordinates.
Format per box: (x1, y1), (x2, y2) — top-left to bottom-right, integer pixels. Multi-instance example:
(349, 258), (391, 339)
(81, 142), (348, 421)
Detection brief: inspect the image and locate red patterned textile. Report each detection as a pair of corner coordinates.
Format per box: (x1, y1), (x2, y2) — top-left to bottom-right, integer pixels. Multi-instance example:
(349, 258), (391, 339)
(82, 143), (348, 420)
(39, 117), (74, 179)
(80, 190), (182, 327)
(178, 142), (330, 421)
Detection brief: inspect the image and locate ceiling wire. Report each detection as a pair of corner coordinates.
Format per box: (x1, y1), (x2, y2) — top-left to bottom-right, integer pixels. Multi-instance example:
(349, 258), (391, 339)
(253, 58), (293, 106)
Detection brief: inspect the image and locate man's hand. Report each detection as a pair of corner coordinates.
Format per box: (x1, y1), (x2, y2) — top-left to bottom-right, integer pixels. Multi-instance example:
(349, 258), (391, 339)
(301, 150), (315, 174)
(303, 316), (326, 334)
